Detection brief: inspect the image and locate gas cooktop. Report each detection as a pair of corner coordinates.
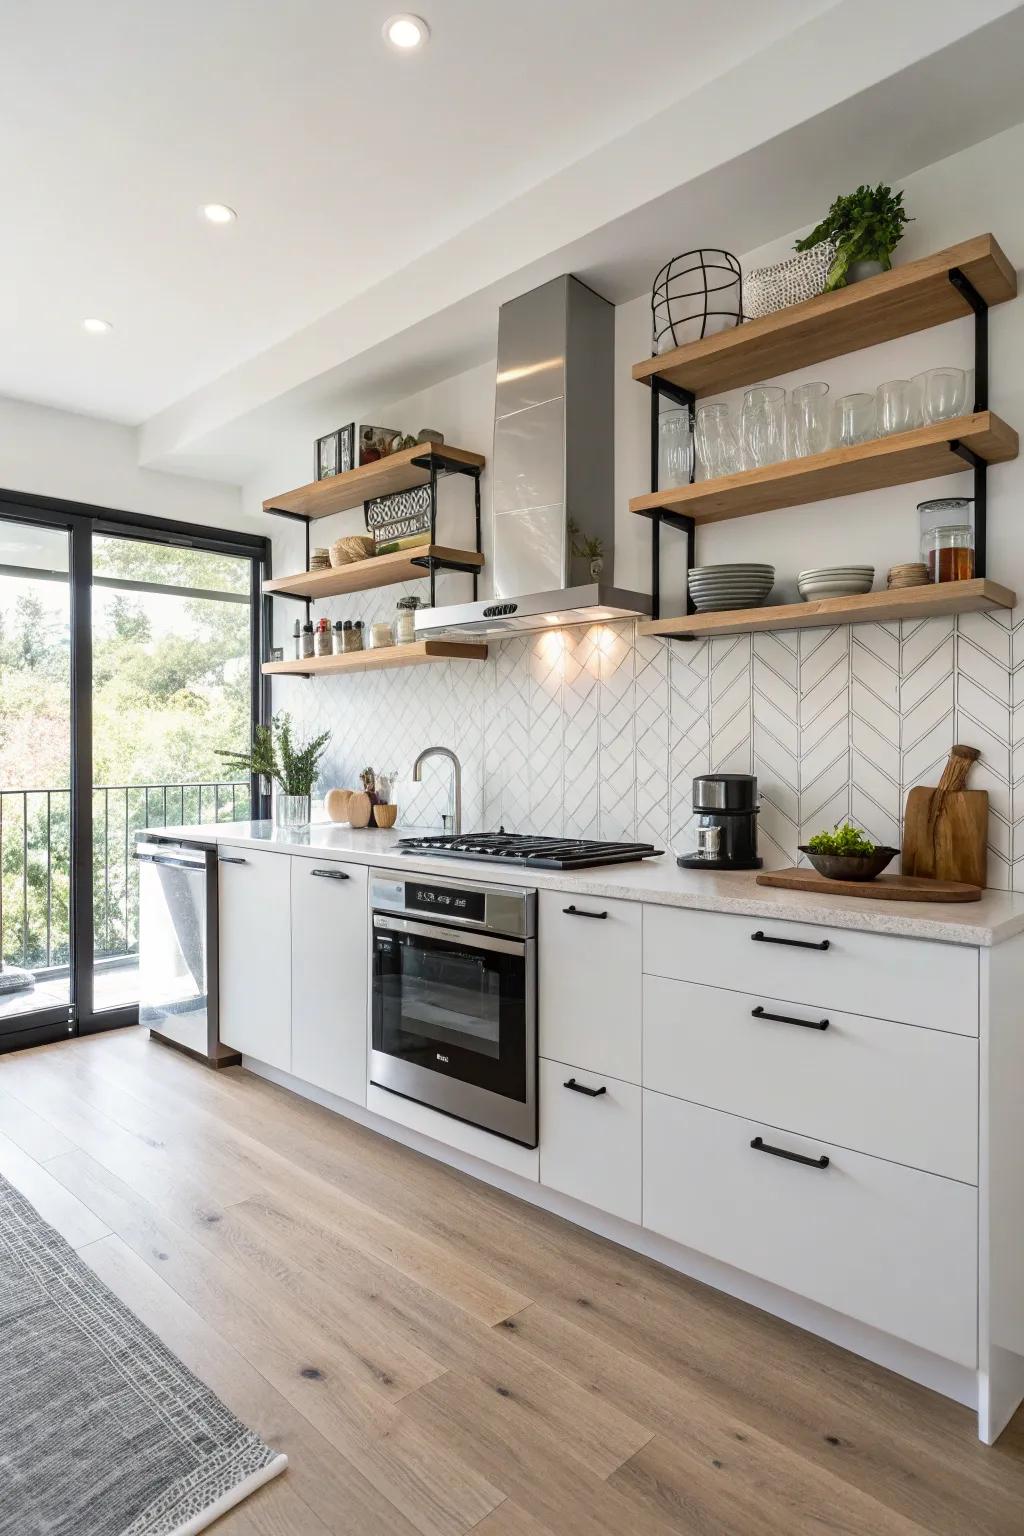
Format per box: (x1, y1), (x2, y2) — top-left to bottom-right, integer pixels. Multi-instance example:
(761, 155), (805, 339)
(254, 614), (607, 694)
(396, 831), (663, 870)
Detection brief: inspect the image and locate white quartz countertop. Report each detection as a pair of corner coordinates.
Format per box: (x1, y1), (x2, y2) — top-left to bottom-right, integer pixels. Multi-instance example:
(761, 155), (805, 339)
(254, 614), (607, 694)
(139, 820), (1024, 947)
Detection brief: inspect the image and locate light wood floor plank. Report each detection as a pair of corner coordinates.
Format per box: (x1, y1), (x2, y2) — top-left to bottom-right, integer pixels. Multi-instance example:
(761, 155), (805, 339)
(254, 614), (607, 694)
(5, 1028), (1023, 1536)
(0, 1127), (109, 1248)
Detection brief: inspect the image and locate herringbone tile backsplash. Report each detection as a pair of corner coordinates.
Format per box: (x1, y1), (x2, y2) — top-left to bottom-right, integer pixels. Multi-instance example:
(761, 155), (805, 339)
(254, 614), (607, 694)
(278, 578), (1024, 890)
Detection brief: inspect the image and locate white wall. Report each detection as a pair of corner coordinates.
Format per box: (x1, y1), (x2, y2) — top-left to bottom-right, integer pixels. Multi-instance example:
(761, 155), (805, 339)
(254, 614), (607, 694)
(0, 395), (248, 533)
(250, 120), (1024, 883)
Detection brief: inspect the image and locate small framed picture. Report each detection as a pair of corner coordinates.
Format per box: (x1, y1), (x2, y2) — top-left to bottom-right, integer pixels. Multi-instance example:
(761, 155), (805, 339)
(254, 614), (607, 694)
(270, 646), (284, 662)
(314, 423), (354, 481)
(358, 424), (400, 466)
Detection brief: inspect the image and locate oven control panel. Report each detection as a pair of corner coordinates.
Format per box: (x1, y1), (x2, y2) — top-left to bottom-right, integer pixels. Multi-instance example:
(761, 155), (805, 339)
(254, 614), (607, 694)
(371, 870), (535, 939)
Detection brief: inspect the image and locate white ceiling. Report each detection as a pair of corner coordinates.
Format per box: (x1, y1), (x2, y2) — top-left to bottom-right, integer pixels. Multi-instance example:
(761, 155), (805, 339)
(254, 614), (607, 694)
(0, 0), (834, 424)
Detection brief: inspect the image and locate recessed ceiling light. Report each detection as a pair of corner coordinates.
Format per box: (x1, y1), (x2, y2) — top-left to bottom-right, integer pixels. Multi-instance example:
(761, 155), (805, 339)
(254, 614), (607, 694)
(202, 203), (237, 224)
(383, 13), (429, 50)
(82, 317), (112, 334)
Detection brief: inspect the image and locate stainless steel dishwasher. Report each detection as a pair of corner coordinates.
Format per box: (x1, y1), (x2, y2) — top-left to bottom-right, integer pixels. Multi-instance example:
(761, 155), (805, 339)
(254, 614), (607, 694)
(136, 838), (240, 1067)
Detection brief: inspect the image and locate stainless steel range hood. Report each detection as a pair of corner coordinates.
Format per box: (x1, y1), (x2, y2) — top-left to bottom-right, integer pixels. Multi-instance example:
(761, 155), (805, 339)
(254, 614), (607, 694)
(416, 274), (650, 640)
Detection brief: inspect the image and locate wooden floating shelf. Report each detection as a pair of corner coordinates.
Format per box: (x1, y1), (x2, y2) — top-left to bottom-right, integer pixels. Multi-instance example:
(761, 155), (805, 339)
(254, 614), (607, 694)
(637, 579), (1016, 641)
(629, 412), (1018, 527)
(263, 545), (484, 601)
(261, 640), (488, 677)
(263, 443), (485, 520)
(633, 234), (1017, 398)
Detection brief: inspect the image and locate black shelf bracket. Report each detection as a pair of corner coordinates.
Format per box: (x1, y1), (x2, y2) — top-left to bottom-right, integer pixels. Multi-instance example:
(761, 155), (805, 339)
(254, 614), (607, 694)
(946, 266), (990, 579)
(647, 374), (697, 632)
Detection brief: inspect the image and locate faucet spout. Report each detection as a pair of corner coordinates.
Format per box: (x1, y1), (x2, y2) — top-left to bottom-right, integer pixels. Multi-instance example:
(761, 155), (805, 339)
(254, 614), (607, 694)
(412, 747), (463, 835)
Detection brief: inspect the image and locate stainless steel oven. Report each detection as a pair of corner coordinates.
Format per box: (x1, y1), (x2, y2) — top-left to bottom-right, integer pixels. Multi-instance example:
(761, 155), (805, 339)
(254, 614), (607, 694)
(370, 869), (537, 1146)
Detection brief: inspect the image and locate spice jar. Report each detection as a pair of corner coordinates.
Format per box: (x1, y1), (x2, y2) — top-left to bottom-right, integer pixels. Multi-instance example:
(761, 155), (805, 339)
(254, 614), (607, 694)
(301, 621), (315, 659)
(919, 498), (974, 582)
(350, 620), (365, 651)
(333, 620), (345, 654)
(370, 619), (394, 649)
(395, 595), (421, 645)
(315, 616), (333, 656)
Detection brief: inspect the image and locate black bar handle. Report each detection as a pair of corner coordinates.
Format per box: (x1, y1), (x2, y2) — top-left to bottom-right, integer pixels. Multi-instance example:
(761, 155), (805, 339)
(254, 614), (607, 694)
(751, 1005), (829, 1032)
(564, 1078), (607, 1098)
(219, 855), (247, 865)
(750, 1135), (829, 1170)
(563, 905), (608, 920)
(751, 929), (829, 951)
(311, 868), (350, 880)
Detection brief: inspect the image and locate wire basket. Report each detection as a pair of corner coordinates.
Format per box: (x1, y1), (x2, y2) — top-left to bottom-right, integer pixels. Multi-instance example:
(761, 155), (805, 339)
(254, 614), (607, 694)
(651, 249), (742, 355)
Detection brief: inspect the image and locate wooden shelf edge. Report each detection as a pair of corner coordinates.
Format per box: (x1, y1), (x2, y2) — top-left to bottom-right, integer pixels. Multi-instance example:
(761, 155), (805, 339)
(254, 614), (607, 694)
(629, 412), (1019, 526)
(262, 639), (488, 677)
(263, 443), (486, 520)
(632, 234), (1017, 396)
(263, 545), (484, 599)
(637, 579), (1016, 640)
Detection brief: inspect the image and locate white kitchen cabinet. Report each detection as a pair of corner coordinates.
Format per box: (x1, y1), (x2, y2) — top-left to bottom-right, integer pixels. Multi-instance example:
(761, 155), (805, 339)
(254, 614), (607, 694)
(290, 857), (369, 1104)
(218, 847), (291, 1070)
(643, 905), (978, 1035)
(643, 1089), (978, 1368)
(643, 974), (978, 1183)
(538, 891), (642, 1082)
(539, 1057), (641, 1223)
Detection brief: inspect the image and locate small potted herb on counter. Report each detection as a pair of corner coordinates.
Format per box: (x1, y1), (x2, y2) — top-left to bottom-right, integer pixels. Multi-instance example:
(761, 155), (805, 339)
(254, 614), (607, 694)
(799, 822), (898, 882)
(795, 183), (912, 289)
(219, 712), (330, 829)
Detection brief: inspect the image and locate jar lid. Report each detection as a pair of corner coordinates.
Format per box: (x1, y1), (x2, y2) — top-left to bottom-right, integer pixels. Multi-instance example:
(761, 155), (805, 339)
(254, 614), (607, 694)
(917, 497), (973, 511)
(396, 595), (422, 610)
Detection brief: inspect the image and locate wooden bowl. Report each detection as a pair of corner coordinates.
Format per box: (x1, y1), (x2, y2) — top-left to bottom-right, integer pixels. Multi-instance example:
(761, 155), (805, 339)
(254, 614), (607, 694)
(798, 846), (898, 882)
(330, 535), (375, 567)
(346, 791), (372, 828)
(373, 803), (398, 829)
(324, 788), (352, 823)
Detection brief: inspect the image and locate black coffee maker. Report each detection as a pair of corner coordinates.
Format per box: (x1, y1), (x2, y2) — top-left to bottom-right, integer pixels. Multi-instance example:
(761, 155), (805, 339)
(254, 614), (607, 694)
(677, 773), (762, 870)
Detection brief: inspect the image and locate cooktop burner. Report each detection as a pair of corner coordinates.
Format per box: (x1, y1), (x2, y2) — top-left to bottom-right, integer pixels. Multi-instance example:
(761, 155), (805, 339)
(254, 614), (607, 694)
(396, 830), (663, 870)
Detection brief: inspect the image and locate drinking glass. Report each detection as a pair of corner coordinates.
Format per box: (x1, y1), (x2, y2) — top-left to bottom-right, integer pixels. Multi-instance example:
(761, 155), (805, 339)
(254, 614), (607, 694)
(875, 379), (916, 436)
(789, 381), (831, 457)
(835, 392), (875, 447)
(658, 407), (694, 489)
(919, 367), (966, 424)
(694, 402), (741, 479)
(740, 385), (787, 468)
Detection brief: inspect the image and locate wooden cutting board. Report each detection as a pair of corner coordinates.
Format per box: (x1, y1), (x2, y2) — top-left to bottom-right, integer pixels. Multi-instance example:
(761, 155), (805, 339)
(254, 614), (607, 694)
(757, 868), (982, 902)
(901, 786), (988, 888)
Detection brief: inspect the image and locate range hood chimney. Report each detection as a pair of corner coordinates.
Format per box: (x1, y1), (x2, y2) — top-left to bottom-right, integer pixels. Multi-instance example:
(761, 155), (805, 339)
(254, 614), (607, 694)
(416, 275), (650, 639)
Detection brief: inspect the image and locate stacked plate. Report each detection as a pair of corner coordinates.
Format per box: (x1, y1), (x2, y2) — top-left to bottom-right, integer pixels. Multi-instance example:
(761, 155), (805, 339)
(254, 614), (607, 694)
(688, 564), (775, 612)
(797, 565), (874, 601)
(887, 562), (929, 589)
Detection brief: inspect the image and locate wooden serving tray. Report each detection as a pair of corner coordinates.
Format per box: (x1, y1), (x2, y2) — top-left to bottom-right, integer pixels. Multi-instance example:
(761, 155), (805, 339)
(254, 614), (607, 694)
(756, 868), (982, 903)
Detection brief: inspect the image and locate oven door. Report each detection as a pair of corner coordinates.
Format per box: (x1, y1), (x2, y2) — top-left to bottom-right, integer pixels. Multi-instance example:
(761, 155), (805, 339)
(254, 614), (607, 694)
(371, 913), (536, 1146)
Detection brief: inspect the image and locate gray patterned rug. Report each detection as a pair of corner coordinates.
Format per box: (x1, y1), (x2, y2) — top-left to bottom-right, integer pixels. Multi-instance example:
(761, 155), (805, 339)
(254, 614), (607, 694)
(0, 1172), (286, 1535)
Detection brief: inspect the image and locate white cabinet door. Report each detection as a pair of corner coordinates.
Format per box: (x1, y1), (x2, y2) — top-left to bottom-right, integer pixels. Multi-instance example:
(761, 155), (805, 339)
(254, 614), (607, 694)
(290, 858), (369, 1104)
(218, 848), (291, 1069)
(643, 1090), (978, 1367)
(539, 1058), (641, 1223)
(643, 974), (978, 1183)
(538, 891), (642, 1082)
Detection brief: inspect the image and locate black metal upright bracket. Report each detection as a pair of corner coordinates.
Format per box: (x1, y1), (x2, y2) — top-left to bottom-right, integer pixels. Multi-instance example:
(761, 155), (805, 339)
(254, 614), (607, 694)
(946, 266), (990, 578)
(647, 374), (697, 628)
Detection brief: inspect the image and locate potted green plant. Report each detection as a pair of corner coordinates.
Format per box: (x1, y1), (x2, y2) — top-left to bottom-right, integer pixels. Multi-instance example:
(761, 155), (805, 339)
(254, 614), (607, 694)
(799, 822), (897, 882)
(219, 713), (331, 829)
(794, 183), (912, 290)
(569, 520), (605, 579)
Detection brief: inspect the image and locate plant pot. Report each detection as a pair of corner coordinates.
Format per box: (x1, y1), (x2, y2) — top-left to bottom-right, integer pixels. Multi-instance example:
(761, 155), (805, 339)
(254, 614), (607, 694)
(275, 793), (311, 829)
(798, 846), (898, 882)
(846, 257), (890, 284)
(589, 555), (604, 579)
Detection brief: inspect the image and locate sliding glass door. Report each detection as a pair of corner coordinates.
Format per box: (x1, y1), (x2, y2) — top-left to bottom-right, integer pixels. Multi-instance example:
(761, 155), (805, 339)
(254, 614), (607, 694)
(0, 494), (268, 1049)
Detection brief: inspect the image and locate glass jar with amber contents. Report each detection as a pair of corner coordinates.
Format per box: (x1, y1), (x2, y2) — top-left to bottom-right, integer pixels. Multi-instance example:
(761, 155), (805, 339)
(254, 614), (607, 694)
(919, 498), (974, 583)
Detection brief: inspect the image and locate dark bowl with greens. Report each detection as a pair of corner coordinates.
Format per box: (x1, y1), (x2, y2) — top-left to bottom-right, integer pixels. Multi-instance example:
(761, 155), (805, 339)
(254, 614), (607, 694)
(799, 823), (897, 882)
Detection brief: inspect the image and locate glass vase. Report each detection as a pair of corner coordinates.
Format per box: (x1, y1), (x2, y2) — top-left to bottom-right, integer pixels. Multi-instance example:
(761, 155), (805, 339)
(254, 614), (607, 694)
(275, 793), (311, 829)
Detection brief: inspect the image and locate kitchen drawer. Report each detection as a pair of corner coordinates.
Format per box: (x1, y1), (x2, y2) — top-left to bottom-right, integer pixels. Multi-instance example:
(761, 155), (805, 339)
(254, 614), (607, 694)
(539, 891), (642, 1082)
(643, 906), (978, 1036)
(643, 1091), (977, 1367)
(539, 1058), (641, 1223)
(643, 976), (977, 1183)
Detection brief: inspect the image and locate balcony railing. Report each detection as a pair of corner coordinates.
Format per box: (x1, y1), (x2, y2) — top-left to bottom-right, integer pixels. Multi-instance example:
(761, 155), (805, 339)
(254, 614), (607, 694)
(0, 781), (250, 974)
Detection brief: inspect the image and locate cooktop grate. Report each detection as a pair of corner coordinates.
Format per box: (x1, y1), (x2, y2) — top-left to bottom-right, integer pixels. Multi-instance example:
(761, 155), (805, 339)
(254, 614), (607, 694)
(396, 831), (663, 869)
